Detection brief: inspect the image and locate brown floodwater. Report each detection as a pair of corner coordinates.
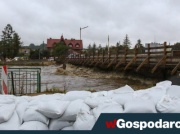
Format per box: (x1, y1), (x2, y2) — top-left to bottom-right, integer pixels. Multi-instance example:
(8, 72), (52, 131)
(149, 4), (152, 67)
(40, 65), (153, 92)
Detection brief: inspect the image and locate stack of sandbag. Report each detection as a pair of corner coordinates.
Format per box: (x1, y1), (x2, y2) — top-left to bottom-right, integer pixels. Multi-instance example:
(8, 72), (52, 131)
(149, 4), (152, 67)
(0, 80), (179, 130)
(0, 95), (21, 130)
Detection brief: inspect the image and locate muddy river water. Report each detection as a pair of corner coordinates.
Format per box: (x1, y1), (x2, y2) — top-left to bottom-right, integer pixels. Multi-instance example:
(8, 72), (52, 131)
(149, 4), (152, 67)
(40, 65), (154, 92)
(9, 65), (154, 93)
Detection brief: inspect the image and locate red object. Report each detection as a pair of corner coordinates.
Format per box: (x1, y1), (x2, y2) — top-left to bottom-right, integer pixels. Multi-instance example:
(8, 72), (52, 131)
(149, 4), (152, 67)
(47, 35), (83, 50)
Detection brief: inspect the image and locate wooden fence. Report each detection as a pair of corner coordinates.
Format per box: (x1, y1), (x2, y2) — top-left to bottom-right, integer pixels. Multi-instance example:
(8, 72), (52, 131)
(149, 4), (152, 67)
(68, 42), (180, 75)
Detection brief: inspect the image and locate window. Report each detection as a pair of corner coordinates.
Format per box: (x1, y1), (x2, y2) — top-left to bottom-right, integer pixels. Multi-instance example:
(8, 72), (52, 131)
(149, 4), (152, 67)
(75, 44), (80, 48)
(68, 43), (73, 47)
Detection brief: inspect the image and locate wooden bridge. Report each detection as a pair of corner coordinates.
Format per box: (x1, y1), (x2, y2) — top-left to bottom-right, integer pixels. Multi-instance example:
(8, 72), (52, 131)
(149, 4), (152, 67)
(68, 42), (180, 76)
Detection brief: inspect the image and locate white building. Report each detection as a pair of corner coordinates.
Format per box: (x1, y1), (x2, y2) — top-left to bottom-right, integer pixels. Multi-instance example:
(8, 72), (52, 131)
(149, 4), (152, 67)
(145, 42), (163, 52)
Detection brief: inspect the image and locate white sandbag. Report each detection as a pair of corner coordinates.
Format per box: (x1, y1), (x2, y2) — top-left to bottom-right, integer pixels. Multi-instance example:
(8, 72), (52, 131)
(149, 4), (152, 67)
(0, 111), (21, 130)
(134, 86), (167, 103)
(62, 126), (74, 130)
(0, 95), (15, 104)
(16, 101), (28, 124)
(166, 85), (180, 98)
(124, 99), (157, 113)
(23, 106), (49, 125)
(107, 90), (115, 97)
(62, 91), (91, 101)
(156, 95), (180, 113)
(156, 80), (172, 90)
(0, 103), (15, 123)
(84, 96), (112, 108)
(37, 100), (70, 118)
(93, 102), (123, 120)
(113, 85), (134, 94)
(60, 99), (90, 121)
(73, 110), (96, 130)
(19, 121), (48, 130)
(112, 92), (133, 106)
(15, 96), (31, 104)
(91, 91), (108, 97)
(49, 119), (73, 130)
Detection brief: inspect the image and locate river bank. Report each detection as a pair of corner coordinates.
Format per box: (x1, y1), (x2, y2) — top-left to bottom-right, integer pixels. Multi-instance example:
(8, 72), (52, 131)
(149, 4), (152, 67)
(56, 64), (157, 90)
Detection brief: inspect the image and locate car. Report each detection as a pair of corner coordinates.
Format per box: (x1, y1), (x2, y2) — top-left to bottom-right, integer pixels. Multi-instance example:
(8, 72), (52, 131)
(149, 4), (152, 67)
(48, 57), (54, 61)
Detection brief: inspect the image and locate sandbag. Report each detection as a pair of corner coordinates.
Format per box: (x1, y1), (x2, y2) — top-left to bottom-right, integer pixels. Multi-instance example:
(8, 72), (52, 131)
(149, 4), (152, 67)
(37, 100), (70, 118)
(62, 91), (91, 101)
(60, 99), (90, 121)
(93, 102), (123, 120)
(0, 111), (21, 130)
(113, 85), (134, 94)
(84, 96), (112, 108)
(133, 86), (167, 104)
(0, 103), (16, 123)
(91, 91), (107, 97)
(124, 99), (157, 113)
(156, 80), (172, 90)
(73, 110), (96, 130)
(0, 95), (15, 104)
(16, 101), (28, 124)
(19, 121), (48, 130)
(166, 85), (180, 98)
(62, 126), (74, 130)
(49, 119), (73, 130)
(23, 105), (49, 125)
(112, 92), (133, 106)
(156, 95), (180, 113)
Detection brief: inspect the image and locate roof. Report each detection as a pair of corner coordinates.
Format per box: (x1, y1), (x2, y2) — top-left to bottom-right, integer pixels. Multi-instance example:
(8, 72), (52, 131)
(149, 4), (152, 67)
(47, 36), (83, 50)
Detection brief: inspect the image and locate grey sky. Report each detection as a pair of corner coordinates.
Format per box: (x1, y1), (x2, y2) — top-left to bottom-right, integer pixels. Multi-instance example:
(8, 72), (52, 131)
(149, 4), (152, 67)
(0, 0), (180, 48)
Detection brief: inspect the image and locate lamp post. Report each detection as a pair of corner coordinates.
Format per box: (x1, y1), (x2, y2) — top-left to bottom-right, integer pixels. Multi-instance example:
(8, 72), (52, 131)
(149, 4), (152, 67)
(80, 26), (88, 40)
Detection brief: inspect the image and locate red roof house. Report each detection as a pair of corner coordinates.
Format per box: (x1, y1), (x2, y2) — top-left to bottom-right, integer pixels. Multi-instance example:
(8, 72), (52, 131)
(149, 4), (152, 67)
(47, 35), (83, 52)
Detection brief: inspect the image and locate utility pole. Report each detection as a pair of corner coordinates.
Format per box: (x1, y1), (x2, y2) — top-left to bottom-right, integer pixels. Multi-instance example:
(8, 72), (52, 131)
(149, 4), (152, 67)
(108, 35), (110, 55)
(80, 26), (88, 40)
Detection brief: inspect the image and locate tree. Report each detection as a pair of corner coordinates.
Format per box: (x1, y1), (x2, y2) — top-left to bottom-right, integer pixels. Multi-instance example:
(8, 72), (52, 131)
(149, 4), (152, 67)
(12, 33), (22, 57)
(136, 39), (143, 48)
(0, 24), (22, 60)
(135, 39), (145, 53)
(123, 34), (131, 49)
(52, 42), (69, 69)
(172, 42), (180, 50)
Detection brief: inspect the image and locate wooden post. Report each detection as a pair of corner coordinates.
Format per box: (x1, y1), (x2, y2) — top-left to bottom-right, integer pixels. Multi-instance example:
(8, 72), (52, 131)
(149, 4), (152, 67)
(103, 49), (105, 62)
(109, 48), (111, 63)
(164, 42), (167, 65)
(125, 48), (127, 63)
(97, 50), (99, 61)
(135, 45), (138, 57)
(148, 44), (150, 64)
(115, 48), (119, 63)
(93, 49), (95, 61)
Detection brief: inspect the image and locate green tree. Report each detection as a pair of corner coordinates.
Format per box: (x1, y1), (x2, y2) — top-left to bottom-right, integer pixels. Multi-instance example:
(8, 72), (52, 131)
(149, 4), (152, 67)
(12, 33), (22, 57)
(123, 34), (131, 49)
(172, 42), (180, 50)
(136, 39), (143, 48)
(135, 39), (145, 53)
(52, 42), (69, 69)
(0, 24), (22, 60)
(41, 50), (50, 59)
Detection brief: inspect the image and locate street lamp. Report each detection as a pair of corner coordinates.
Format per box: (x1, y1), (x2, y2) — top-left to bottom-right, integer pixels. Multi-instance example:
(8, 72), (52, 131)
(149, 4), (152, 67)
(80, 26), (88, 40)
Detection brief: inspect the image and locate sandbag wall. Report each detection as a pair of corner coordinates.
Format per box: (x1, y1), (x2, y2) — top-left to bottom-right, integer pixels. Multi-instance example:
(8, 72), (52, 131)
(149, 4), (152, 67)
(0, 81), (180, 130)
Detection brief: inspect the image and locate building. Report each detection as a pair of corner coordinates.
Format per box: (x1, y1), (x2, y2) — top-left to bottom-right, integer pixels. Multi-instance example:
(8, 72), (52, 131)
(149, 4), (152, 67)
(46, 35), (83, 53)
(19, 46), (30, 55)
(145, 42), (163, 52)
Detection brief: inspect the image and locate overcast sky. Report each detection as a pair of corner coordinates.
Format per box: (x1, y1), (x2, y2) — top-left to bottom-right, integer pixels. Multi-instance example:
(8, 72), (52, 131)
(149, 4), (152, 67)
(0, 0), (180, 48)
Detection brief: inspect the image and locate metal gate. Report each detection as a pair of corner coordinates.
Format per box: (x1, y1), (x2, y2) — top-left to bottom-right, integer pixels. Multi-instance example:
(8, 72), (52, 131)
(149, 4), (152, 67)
(0, 68), (41, 95)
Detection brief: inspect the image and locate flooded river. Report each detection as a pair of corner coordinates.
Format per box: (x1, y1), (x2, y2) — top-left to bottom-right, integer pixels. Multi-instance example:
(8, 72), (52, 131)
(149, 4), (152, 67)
(9, 65), (154, 93)
(41, 65), (122, 92)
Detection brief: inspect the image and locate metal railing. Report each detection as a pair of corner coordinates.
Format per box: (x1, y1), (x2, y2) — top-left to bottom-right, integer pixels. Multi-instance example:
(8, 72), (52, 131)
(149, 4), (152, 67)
(0, 68), (41, 95)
